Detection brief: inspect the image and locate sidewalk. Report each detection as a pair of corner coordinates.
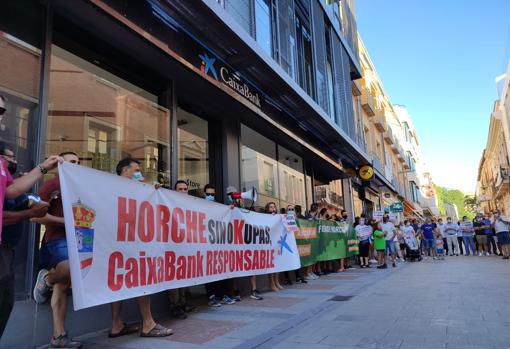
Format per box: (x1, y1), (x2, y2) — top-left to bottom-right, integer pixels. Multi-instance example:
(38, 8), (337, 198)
(66, 256), (510, 349)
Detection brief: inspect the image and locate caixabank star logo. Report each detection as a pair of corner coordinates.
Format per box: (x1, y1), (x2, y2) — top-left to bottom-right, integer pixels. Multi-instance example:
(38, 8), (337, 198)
(199, 53), (218, 80)
(72, 200), (96, 278)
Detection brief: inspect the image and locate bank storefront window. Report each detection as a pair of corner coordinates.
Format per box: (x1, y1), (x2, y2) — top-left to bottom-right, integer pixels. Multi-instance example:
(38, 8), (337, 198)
(177, 108), (209, 196)
(0, 31), (41, 297)
(47, 45), (170, 186)
(241, 124), (306, 210)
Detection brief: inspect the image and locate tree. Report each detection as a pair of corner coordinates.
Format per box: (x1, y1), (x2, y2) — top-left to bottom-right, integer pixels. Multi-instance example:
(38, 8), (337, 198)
(434, 186), (475, 220)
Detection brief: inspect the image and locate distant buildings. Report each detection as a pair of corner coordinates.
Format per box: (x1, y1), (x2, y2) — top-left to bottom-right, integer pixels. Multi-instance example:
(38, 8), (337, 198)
(476, 60), (510, 215)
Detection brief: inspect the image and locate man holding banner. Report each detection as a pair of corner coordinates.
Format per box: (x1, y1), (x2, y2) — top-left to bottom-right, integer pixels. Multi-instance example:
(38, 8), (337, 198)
(109, 158), (173, 338)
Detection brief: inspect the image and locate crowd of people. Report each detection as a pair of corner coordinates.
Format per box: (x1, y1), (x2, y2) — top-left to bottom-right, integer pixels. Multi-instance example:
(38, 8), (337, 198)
(0, 94), (509, 347)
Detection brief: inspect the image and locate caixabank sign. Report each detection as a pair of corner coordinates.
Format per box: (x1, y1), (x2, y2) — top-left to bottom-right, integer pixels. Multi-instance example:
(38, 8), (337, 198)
(198, 52), (261, 108)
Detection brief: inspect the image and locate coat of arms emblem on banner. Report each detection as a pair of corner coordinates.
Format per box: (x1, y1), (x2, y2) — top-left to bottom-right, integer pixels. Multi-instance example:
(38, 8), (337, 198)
(72, 200), (96, 278)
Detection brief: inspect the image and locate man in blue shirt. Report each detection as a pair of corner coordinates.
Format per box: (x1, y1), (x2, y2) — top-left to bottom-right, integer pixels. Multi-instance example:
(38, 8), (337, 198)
(419, 218), (438, 259)
(482, 214), (497, 255)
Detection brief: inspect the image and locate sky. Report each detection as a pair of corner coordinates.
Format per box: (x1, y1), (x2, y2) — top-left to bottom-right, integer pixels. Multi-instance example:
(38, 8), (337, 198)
(355, 0), (510, 193)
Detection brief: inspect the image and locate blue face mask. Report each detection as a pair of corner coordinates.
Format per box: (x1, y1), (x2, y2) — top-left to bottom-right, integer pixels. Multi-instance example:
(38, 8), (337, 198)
(132, 171), (143, 181)
(205, 194), (215, 201)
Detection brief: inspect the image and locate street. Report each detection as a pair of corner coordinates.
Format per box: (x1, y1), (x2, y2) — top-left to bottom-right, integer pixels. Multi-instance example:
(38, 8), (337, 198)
(70, 256), (510, 349)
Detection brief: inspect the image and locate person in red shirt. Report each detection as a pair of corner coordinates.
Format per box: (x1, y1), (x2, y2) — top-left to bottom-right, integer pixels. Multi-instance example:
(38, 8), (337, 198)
(32, 151), (82, 349)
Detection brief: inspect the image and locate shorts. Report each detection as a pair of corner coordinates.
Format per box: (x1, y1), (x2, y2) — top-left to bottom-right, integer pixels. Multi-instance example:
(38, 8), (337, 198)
(359, 240), (370, 258)
(497, 231), (510, 245)
(386, 240), (396, 254)
(437, 248), (444, 254)
(424, 238), (436, 250)
(475, 235), (487, 245)
(39, 238), (69, 269)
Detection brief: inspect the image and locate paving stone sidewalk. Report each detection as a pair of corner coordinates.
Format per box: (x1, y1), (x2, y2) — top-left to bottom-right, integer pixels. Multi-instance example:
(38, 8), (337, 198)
(70, 255), (510, 349)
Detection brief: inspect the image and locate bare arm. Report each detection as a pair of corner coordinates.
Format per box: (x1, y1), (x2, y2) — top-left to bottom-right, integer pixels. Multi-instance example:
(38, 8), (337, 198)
(31, 213), (64, 225)
(5, 156), (61, 199)
(3, 202), (48, 225)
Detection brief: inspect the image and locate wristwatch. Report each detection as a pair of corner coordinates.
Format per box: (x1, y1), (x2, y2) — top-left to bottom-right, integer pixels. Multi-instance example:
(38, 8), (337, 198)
(37, 164), (48, 174)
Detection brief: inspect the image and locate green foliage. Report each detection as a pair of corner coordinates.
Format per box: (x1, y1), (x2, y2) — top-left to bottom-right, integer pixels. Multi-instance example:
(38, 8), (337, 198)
(435, 185), (475, 220)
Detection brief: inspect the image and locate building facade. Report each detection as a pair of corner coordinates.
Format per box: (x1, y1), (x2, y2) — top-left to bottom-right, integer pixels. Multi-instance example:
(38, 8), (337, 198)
(476, 90), (510, 215)
(0, 0), (372, 347)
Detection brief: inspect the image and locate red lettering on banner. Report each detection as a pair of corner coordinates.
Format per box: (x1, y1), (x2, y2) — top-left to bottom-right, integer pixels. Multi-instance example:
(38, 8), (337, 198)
(157, 256), (164, 282)
(222, 250), (228, 274)
(229, 251), (235, 272)
(244, 250), (252, 270)
(156, 205), (170, 242)
(198, 212), (206, 243)
(164, 251), (176, 281)
(213, 251), (218, 275)
(117, 197), (137, 241)
(233, 219), (245, 244)
(260, 249), (266, 269)
(171, 208), (185, 243)
(125, 258), (138, 288)
(176, 256), (186, 280)
(186, 210), (198, 243)
(206, 251), (213, 275)
(138, 201), (155, 243)
(108, 252), (123, 291)
(252, 250), (259, 269)
(235, 250), (243, 271)
(270, 249), (275, 267)
(187, 254), (196, 278)
(146, 256), (157, 285)
(139, 252), (147, 286)
(217, 251), (224, 274)
(196, 251), (204, 277)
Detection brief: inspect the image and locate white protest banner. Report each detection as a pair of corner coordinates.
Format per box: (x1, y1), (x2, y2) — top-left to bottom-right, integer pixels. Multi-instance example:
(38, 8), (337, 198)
(59, 163), (301, 310)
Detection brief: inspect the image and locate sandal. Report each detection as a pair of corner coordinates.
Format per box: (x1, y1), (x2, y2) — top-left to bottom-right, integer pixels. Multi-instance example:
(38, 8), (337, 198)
(108, 323), (139, 338)
(140, 323), (173, 337)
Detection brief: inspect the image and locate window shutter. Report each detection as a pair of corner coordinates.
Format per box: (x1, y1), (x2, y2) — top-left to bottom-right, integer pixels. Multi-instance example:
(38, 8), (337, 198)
(332, 34), (355, 140)
(310, 0), (328, 114)
(277, 0), (296, 78)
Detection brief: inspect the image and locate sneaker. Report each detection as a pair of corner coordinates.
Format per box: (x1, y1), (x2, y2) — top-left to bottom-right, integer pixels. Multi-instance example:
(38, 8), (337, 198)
(49, 331), (82, 348)
(283, 279), (293, 285)
(369, 259), (377, 264)
(381, 264), (388, 269)
(502, 256), (509, 260)
(392, 262), (396, 268)
(33, 269), (51, 304)
(250, 290), (263, 300)
(433, 257), (438, 260)
(304, 275), (313, 281)
(233, 295), (242, 302)
(170, 305), (187, 320)
(221, 295), (236, 305)
(208, 295), (221, 307)
(376, 265), (383, 269)
(478, 253), (483, 256)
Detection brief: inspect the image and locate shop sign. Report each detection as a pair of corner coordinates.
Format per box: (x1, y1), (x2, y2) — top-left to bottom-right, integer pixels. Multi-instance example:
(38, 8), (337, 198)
(199, 53), (261, 108)
(390, 202), (404, 213)
(373, 210), (384, 221)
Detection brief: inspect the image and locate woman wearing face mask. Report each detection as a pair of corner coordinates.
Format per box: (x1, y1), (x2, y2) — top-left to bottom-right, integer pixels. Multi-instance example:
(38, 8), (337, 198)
(264, 202), (283, 292)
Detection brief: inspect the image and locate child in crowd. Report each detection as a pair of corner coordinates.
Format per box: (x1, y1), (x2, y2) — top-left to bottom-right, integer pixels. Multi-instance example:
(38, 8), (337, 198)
(372, 221), (387, 269)
(435, 232), (445, 260)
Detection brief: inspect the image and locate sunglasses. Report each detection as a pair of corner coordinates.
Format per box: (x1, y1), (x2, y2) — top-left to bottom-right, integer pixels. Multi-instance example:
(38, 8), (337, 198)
(205, 193), (215, 197)
(0, 107), (5, 116)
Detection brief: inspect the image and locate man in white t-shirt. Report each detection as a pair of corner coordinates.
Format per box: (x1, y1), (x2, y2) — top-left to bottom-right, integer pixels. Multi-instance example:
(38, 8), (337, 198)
(381, 215), (397, 267)
(444, 217), (460, 256)
(493, 210), (510, 259)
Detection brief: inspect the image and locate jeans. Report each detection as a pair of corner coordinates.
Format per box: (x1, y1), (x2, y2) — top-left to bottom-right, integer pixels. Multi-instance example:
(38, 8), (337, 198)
(446, 235), (460, 255)
(442, 237), (448, 255)
(486, 234), (498, 254)
(457, 236), (464, 255)
(463, 235), (476, 255)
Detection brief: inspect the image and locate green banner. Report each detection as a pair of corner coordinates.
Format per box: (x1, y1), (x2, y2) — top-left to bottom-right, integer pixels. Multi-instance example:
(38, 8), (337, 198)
(295, 219), (358, 266)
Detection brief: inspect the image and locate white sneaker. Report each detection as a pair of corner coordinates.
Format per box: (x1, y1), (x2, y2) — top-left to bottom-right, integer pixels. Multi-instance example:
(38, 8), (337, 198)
(369, 259), (377, 264)
(433, 257), (438, 260)
(478, 252), (482, 256)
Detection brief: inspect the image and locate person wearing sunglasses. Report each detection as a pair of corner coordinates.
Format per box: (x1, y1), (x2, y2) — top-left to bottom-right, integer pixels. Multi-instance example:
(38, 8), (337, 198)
(0, 141), (50, 339)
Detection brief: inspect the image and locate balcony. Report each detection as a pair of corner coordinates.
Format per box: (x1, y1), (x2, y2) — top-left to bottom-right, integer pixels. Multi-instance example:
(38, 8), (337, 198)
(384, 128), (394, 145)
(361, 90), (375, 116)
(352, 79), (362, 97)
(494, 166), (510, 198)
(406, 170), (419, 184)
(371, 153), (383, 174)
(397, 147), (406, 163)
(373, 110), (387, 132)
